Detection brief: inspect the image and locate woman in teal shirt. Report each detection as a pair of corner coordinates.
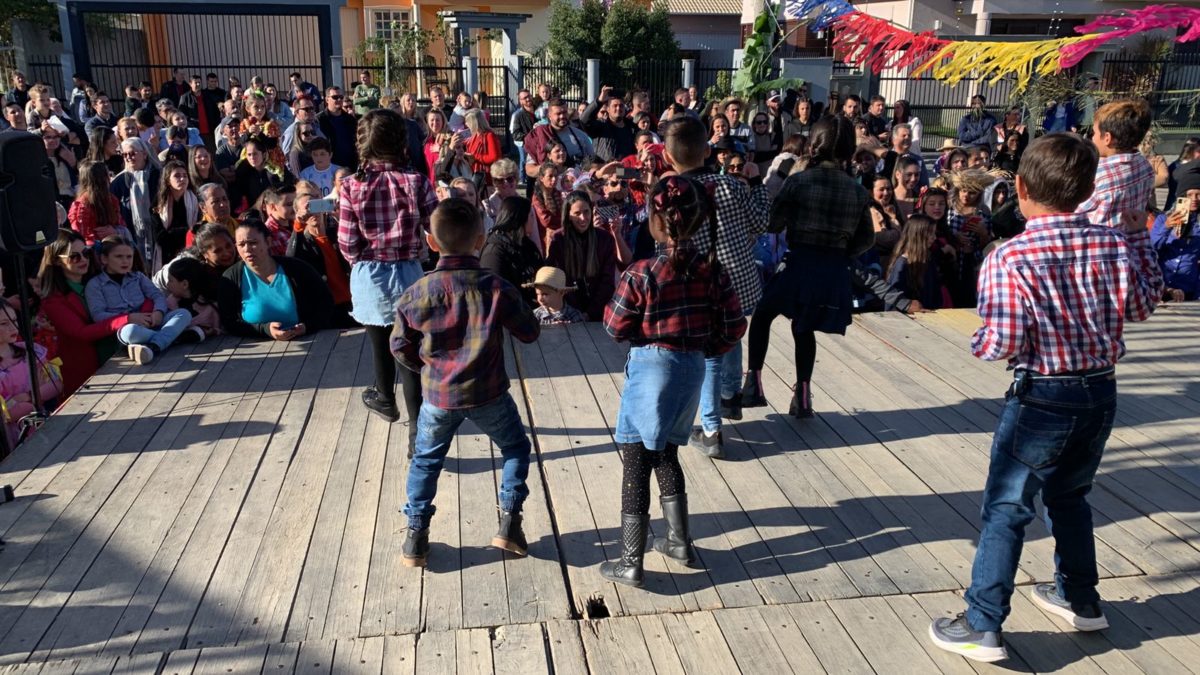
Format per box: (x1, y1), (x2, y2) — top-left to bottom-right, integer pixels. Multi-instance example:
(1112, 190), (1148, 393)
(218, 219), (334, 340)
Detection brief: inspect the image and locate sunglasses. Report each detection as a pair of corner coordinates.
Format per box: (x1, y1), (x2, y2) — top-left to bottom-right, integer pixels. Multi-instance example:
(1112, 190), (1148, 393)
(59, 251), (85, 263)
(753, 121), (768, 126)
(297, 106), (315, 112)
(301, 131), (316, 137)
(727, 162), (745, 170)
(121, 151), (141, 158)
(329, 95), (343, 101)
(496, 175), (516, 184)
(607, 180), (624, 187)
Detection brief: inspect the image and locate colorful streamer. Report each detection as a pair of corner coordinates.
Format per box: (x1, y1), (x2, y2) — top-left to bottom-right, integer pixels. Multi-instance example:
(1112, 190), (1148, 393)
(781, 0), (1200, 92)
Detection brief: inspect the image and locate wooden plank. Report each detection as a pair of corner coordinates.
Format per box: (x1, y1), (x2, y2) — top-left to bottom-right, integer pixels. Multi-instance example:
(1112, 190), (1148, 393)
(657, 612), (739, 674)
(69, 656), (118, 675)
(191, 643), (269, 675)
(37, 659), (79, 675)
(36, 339), (281, 661)
(292, 640), (335, 675)
(380, 636), (415, 675)
(111, 335), (338, 658)
(0, 342), (233, 663)
(261, 642), (300, 674)
(454, 629), (492, 675)
(199, 333), (364, 649)
(752, 605), (827, 673)
(281, 339), (375, 644)
(108, 653), (163, 675)
(633, 616), (684, 675)
(543, 621), (586, 675)
(828, 596), (943, 675)
(412, 630), (455, 675)
(711, 607), (795, 673)
(330, 637), (384, 675)
(579, 618), (655, 675)
(491, 623), (547, 675)
(457, 421), (510, 629)
(784, 601), (873, 673)
(909, 591), (1034, 674)
(160, 648), (200, 675)
(418, 432), (463, 633)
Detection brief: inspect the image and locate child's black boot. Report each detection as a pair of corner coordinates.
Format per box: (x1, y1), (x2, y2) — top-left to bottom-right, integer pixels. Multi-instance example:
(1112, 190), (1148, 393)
(492, 510), (528, 556)
(599, 513), (648, 587)
(652, 493), (696, 567)
(401, 527), (430, 568)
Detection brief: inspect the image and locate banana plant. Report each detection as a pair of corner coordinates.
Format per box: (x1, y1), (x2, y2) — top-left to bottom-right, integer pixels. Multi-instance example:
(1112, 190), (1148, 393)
(732, 0), (807, 105)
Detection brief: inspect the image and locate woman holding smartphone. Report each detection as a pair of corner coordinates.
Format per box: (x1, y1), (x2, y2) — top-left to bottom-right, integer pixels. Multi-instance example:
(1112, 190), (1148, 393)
(289, 180), (353, 326)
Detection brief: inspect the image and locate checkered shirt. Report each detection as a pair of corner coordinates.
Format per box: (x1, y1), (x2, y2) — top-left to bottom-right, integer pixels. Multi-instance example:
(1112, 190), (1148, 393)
(1077, 152), (1156, 229)
(392, 255), (540, 410)
(337, 162), (438, 264)
(605, 244), (747, 356)
(972, 212), (1162, 374)
(680, 169), (769, 313)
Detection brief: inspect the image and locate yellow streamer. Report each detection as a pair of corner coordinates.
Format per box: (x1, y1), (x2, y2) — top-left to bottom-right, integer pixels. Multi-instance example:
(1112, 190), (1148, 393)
(911, 35), (1102, 90)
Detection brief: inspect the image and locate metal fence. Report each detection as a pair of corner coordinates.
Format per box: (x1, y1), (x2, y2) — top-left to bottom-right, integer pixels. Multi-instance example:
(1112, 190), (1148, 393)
(342, 61), (463, 100)
(523, 56), (588, 107)
(25, 55), (67, 99)
(1101, 51), (1200, 129)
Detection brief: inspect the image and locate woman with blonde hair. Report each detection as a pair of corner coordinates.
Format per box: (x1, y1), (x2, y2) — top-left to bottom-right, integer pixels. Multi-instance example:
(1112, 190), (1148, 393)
(463, 108), (502, 182)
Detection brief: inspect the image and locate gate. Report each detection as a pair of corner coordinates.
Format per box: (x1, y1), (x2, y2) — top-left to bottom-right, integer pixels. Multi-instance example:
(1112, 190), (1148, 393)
(68, 3), (331, 101)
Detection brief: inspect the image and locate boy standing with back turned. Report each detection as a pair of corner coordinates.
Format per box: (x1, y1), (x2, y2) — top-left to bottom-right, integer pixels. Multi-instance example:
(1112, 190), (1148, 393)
(392, 199), (541, 568)
(929, 133), (1162, 662)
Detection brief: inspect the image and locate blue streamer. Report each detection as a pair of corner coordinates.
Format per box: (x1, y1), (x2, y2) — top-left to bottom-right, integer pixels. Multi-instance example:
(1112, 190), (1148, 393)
(785, 0), (856, 27)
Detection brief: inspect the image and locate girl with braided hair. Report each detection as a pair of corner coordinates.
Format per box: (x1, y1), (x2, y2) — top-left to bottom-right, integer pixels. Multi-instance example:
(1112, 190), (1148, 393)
(599, 175), (747, 587)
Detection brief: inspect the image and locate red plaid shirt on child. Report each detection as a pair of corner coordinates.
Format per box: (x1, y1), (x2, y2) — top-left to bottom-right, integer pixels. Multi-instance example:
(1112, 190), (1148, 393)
(972, 212), (1162, 374)
(265, 217), (291, 256)
(337, 162), (438, 264)
(392, 255), (540, 410)
(1077, 152), (1155, 229)
(605, 245), (747, 356)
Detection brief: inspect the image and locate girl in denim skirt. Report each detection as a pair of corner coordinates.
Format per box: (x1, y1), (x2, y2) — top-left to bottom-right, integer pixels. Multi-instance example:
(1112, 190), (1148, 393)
(337, 109), (438, 457)
(599, 176), (747, 587)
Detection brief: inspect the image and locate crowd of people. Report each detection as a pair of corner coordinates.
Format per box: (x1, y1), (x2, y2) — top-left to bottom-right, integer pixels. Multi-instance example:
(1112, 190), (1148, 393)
(0, 65), (1187, 665)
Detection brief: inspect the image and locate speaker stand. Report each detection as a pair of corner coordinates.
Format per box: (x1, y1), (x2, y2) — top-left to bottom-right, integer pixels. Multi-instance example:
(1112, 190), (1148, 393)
(13, 255), (46, 436)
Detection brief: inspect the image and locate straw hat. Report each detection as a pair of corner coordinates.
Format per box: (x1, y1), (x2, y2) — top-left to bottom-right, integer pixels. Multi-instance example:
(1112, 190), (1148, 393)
(938, 139), (960, 152)
(523, 266), (576, 292)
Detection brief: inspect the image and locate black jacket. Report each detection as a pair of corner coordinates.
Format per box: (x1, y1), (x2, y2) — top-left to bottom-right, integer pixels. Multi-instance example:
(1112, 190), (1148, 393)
(218, 257), (334, 338)
(480, 229), (543, 302)
(230, 163), (295, 213)
(286, 230), (350, 285)
(581, 100), (635, 162)
(316, 109), (359, 169)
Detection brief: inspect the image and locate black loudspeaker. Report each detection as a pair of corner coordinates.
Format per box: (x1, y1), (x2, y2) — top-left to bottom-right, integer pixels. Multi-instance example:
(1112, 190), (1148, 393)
(0, 130), (59, 253)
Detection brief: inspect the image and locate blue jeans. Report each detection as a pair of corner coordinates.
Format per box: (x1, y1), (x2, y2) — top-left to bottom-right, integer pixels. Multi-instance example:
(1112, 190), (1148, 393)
(965, 369), (1117, 632)
(116, 308), (192, 351)
(699, 340), (742, 433)
(404, 393), (531, 530)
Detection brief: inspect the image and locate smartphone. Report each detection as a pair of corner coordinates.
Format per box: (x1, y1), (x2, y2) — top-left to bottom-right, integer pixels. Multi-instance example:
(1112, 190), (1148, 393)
(308, 197), (336, 214)
(1174, 197), (1190, 219)
(47, 116), (70, 134)
(615, 167), (638, 181)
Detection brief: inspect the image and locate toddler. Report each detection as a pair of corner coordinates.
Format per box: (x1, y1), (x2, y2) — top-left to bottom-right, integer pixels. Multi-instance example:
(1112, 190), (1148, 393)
(524, 266), (584, 325)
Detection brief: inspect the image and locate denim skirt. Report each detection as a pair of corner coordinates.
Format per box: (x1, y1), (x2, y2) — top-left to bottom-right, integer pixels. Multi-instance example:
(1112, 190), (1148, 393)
(349, 259), (424, 327)
(615, 346), (705, 451)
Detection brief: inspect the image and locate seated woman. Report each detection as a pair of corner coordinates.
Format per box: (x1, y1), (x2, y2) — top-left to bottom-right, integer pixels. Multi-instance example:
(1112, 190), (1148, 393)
(546, 191), (617, 321)
(287, 182), (354, 327)
(154, 160), (200, 270)
(218, 218), (333, 341)
(480, 195), (543, 302)
(36, 229), (125, 398)
(155, 221), (239, 290)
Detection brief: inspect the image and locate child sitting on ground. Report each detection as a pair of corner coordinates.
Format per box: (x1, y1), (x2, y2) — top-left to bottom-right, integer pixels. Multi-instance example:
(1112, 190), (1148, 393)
(928, 133), (1162, 663)
(84, 237), (201, 365)
(599, 175), (747, 587)
(524, 266), (585, 325)
(392, 198), (541, 568)
(0, 303), (63, 449)
(164, 256), (221, 338)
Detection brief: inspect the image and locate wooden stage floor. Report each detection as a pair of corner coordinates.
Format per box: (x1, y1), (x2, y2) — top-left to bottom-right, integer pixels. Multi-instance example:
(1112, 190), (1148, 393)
(2, 306), (1200, 674)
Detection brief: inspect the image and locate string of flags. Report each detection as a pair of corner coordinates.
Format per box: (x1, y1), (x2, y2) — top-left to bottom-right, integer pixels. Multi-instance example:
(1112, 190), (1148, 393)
(783, 0), (1200, 90)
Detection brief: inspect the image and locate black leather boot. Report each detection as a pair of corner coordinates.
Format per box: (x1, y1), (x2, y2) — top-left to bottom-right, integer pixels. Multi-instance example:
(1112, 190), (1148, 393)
(401, 527), (430, 568)
(741, 370), (768, 407)
(789, 381), (813, 418)
(599, 513), (648, 587)
(491, 510), (528, 556)
(652, 493), (696, 566)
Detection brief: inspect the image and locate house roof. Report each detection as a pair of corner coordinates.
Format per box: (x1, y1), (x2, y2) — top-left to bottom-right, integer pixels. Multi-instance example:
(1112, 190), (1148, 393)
(667, 0), (742, 15)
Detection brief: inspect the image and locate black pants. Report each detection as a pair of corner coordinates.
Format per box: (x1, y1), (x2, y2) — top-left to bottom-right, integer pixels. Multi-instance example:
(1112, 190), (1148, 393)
(620, 443), (685, 515)
(746, 298), (818, 384)
(365, 325), (422, 423)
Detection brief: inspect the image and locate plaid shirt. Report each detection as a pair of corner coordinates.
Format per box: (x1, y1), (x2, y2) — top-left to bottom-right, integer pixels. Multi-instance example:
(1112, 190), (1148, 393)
(338, 162), (438, 264)
(605, 244), (747, 356)
(392, 255), (540, 409)
(770, 164), (874, 257)
(680, 169), (769, 313)
(266, 217), (292, 257)
(1077, 152), (1155, 229)
(972, 212), (1162, 374)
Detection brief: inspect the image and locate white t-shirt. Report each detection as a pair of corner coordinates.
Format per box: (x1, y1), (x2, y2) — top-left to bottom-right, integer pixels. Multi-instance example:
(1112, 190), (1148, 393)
(299, 163), (339, 196)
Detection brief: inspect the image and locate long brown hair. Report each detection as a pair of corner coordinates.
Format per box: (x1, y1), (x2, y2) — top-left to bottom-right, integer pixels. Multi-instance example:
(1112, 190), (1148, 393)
(355, 108), (407, 177)
(887, 214), (936, 298)
(76, 160), (118, 228)
(37, 229), (88, 298)
(560, 191), (597, 280)
(156, 160), (194, 213)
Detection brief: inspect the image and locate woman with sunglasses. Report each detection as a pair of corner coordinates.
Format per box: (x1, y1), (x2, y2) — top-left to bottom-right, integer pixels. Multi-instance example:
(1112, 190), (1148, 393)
(111, 137), (162, 266)
(751, 111), (779, 175)
(37, 229), (127, 397)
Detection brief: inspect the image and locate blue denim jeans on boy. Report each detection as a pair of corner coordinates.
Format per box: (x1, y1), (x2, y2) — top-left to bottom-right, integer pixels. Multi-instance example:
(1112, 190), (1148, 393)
(699, 340), (742, 433)
(116, 308), (192, 351)
(964, 369), (1117, 633)
(404, 393), (531, 531)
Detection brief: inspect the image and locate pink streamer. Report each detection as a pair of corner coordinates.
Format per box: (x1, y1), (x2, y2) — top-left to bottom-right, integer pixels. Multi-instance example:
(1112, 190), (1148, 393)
(1060, 4), (1200, 68)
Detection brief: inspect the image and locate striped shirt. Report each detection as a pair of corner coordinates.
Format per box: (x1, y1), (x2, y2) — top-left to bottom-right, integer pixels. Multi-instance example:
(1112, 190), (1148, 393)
(972, 212), (1162, 374)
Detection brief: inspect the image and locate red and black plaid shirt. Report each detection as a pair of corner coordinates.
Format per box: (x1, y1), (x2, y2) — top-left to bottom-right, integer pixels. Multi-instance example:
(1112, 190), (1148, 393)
(391, 255), (540, 410)
(337, 162), (438, 264)
(604, 244), (746, 356)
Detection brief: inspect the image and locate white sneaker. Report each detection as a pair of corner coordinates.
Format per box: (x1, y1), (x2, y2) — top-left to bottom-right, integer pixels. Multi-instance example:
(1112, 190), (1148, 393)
(1031, 583), (1109, 631)
(128, 344), (155, 365)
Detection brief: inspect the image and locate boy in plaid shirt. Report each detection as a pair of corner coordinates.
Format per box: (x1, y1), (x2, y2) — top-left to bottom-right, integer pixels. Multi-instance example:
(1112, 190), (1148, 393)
(929, 134), (1161, 663)
(1077, 98), (1155, 228)
(391, 198), (541, 568)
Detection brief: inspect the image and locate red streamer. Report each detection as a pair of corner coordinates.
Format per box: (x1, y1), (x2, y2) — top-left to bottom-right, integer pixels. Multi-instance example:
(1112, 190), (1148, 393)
(1061, 5), (1200, 67)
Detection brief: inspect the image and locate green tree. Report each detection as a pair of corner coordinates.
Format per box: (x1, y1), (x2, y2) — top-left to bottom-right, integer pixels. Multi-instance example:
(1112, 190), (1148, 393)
(0, 0), (59, 43)
(546, 0), (604, 60)
(601, 0), (679, 68)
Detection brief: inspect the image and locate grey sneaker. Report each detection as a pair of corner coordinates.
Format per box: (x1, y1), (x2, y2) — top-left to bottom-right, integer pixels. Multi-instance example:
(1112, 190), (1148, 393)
(688, 428), (724, 459)
(1031, 583), (1109, 631)
(928, 614), (1007, 663)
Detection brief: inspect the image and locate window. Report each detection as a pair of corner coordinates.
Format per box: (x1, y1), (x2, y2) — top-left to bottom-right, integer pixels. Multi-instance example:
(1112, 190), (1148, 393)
(371, 9), (410, 41)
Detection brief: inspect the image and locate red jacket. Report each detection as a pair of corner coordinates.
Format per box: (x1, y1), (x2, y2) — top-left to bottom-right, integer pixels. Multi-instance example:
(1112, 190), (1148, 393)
(68, 196), (125, 245)
(40, 289), (129, 398)
(465, 130), (502, 176)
